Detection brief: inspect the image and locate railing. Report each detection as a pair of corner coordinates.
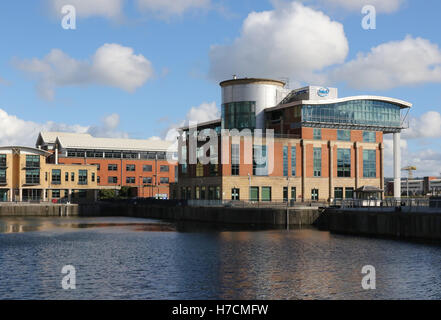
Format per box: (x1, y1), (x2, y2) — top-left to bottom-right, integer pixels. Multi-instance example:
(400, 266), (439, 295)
(187, 199), (327, 208)
(332, 198), (441, 213)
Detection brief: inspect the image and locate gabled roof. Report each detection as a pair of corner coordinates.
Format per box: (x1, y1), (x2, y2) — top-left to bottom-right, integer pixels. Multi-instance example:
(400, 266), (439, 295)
(38, 132), (92, 145)
(0, 146), (51, 157)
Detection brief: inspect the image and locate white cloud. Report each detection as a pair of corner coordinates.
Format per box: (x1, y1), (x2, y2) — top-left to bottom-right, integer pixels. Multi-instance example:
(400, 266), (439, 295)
(403, 111), (441, 139)
(331, 36), (441, 90)
(209, 2), (348, 82)
(0, 108), (128, 146)
(49, 0), (124, 19)
(164, 102), (220, 141)
(299, 0), (405, 13)
(137, 0), (211, 17)
(15, 43), (154, 100)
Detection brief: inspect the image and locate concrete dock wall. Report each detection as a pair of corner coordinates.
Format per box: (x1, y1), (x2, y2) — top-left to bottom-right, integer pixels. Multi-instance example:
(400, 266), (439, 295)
(324, 208), (441, 241)
(0, 203), (79, 217)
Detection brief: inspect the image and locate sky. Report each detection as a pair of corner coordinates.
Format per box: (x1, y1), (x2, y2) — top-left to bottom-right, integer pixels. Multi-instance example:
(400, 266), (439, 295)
(0, 0), (440, 177)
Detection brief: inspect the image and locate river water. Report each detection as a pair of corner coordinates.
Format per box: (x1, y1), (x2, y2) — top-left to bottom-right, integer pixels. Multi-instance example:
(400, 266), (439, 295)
(0, 216), (440, 300)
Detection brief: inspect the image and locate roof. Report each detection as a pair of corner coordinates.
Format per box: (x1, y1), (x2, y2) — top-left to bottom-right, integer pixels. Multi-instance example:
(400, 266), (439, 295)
(355, 186), (384, 193)
(55, 135), (175, 152)
(38, 132), (92, 144)
(220, 78), (286, 88)
(180, 118), (221, 131)
(0, 146), (51, 157)
(266, 95), (413, 112)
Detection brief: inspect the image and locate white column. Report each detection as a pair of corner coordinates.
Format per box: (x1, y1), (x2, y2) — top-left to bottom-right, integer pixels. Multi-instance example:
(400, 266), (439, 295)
(19, 188), (23, 202)
(43, 189), (47, 202)
(55, 147), (59, 165)
(68, 189), (72, 203)
(393, 132), (401, 199)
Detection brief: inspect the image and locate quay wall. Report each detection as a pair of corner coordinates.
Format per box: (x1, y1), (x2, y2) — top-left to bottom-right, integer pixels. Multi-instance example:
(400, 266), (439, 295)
(0, 203), (79, 217)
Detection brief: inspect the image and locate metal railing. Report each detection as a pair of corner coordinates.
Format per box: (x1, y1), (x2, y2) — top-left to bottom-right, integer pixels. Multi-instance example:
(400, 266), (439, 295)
(332, 198), (441, 213)
(187, 199), (327, 208)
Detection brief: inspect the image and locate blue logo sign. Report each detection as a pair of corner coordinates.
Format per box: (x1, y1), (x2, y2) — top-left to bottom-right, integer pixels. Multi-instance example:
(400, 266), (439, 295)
(317, 87), (330, 97)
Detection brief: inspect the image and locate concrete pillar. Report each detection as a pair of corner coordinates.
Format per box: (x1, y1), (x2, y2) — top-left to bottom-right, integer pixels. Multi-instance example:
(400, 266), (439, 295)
(55, 147), (59, 165)
(393, 132), (401, 199)
(380, 143), (385, 199)
(301, 140), (306, 202)
(43, 189), (46, 202)
(68, 189), (72, 203)
(9, 188), (13, 202)
(329, 141), (334, 201)
(355, 142), (360, 189)
(19, 188), (23, 202)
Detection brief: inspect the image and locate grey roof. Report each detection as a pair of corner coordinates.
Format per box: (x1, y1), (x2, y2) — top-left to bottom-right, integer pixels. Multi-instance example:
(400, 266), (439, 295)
(355, 186), (384, 193)
(38, 132), (92, 144)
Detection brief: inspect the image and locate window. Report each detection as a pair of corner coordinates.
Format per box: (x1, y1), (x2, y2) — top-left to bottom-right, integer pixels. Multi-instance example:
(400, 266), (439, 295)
(363, 150), (377, 178)
(97, 176), (100, 184)
(283, 146), (288, 176)
(143, 177), (152, 184)
(231, 144), (240, 176)
(68, 150), (85, 158)
(105, 152), (121, 159)
(0, 154), (6, 167)
(79, 170), (88, 185)
(313, 148), (322, 177)
(337, 130), (351, 141)
(92, 173), (95, 182)
(65, 172), (69, 182)
(186, 187), (192, 200)
(208, 187), (215, 200)
(216, 187), (221, 200)
(334, 187), (344, 199)
(108, 177), (118, 184)
(52, 169), (61, 184)
(126, 177), (136, 184)
(291, 146), (296, 176)
(201, 186), (206, 200)
(71, 172), (75, 182)
(283, 187), (288, 202)
(337, 149), (351, 177)
(195, 186), (200, 200)
(26, 155), (40, 168)
(0, 169), (6, 184)
(261, 187), (272, 202)
(363, 131), (376, 143)
(160, 177), (169, 184)
(232, 188), (240, 200)
(249, 187), (259, 202)
(196, 163), (204, 177)
(313, 128), (322, 140)
(143, 165), (152, 172)
(253, 145), (267, 176)
(52, 190), (60, 199)
(123, 153), (138, 159)
(92, 164), (100, 171)
(345, 187), (354, 199)
(108, 164), (118, 171)
(87, 151), (103, 158)
(126, 164), (136, 172)
(160, 165), (169, 172)
(291, 187), (297, 202)
(311, 189), (319, 201)
(222, 101), (256, 130)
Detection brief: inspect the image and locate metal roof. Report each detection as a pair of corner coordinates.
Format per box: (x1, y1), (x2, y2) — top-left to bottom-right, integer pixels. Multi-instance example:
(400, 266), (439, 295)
(38, 131), (92, 144)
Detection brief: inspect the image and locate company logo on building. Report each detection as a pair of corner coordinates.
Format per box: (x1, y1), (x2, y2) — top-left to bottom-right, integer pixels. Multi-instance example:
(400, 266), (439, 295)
(317, 87), (330, 97)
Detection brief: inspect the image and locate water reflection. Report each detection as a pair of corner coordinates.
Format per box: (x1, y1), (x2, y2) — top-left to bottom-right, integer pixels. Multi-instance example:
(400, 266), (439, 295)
(1, 217), (441, 299)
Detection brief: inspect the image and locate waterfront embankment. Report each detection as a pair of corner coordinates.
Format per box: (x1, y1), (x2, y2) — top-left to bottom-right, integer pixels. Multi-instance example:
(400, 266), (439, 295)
(0, 203), (79, 217)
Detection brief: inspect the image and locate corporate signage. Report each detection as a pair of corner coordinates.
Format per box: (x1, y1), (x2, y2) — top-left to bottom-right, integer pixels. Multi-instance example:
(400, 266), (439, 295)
(317, 87), (330, 97)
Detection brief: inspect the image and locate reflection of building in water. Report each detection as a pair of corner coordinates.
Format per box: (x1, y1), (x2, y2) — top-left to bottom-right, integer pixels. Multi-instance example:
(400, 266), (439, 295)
(173, 78), (412, 202)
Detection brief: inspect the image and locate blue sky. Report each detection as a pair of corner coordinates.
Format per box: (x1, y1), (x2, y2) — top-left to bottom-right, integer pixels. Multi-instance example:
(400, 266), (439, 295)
(0, 0), (440, 176)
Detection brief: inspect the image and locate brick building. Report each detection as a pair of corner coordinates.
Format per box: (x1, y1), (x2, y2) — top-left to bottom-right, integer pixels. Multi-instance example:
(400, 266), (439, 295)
(36, 132), (178, 199)
(172, 78), (412, 202)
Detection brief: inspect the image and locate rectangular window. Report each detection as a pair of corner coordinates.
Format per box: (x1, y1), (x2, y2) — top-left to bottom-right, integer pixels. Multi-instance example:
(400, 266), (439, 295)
(231, 144), (240, 176)
(108, 177), (118, 184)
(363, 150), (377, 178)
(283, 187), (288, 202)
(291, 187), (297, 202)
(201, 186), (206, 200)
(143, 177), (152, 184)
(337, 149), (351, 177)
(249, 187), (259, 202)
(79, 170), (88, 185)
(337, 130), (351, 141)
(26, 155), (40, 168)
(52, 169), (61, 184)
(26, 169), (40, 185)
(253, 145), (267, 176)
(71, 172), (75, 182)
(143, 165), (152, 172)
(126, 177), (136, 184)
(195, 186), (200, 200)
(311, 189), (319, 201)
(196, 163), (204, 177)
(313, 147), (322, 177)
(97, 176), (100, 184)
(160, 177), (169, 184)
(208, 187), (215, 200)
(345, 187), (354, 199)
(160, 165), (169, 172)
(363, 131), (376, 143)
(0, 154), (6, 167)
(108, 164), (118, 171)
(261, 187), (272, 202)
(231, 188), (240, 200)
(0, 169), (6, 184)
(313, 128), (322, 140)
(334, 187), (344, 199)
(283, 146), (288, 177)
(65, 172), (69, 182)
(92, 164), (100, 171)
(291, 146), (296, 176)
(126, 164), (136, 172)
(52, 190), (60, 199)
(92, 173), (95, 182)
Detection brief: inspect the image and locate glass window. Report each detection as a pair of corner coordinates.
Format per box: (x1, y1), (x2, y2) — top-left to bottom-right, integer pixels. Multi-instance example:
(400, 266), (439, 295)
(363, 131), (376, 143)
(0, 154), (6, 167)
(160, 177), (169, 184)
(291, 187), (297, 201)
(26, 155), (40, 168)
(334, 187), (344, 199)
(26, 169), (40, 184)
(52, 190), (61, 199)
(71, 172), (75, 182)
(222, 101), (256, 130)
(345, 187), (354, 199)
(291, 146), (296, 176)
(52, 169), (61, 184)
(79, 170), (88, 185)
(313, 129), (322, 140)
(337, 130), (351, 141)
(250, 187), (259, 202)
(92, 173), (95, 182)
(126, 164), (136, 172)
(337, 149), (351, 177)
(143, 177), (152, 184)
(261, 187), (272, 202)
(126, 177), (135, 184)
(160, 165), (169, 172)
(108, 177), (118, 184)
(143, 165), (152, 172)
(231, 188), (240, 200)
(313, 148), (322, 177)
(65, 172), (69, 182)
(311, 189), (319, 201)
(231, 144), (240, 176)
(196, 163), (204, 177)
(283, 146), (288, 177)
(363, 150), (377, 178)
(0, 169), (6, 184)
(253, 145), (268, 176)
(108, 164), (118, 171)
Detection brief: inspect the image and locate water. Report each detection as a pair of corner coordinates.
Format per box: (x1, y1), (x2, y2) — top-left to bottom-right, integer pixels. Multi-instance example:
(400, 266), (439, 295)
(1, 216), (441, 300)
